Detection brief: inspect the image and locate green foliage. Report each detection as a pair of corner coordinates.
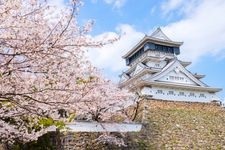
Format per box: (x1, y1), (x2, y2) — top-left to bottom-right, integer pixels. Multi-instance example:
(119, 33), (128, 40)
(68, 113), (76, 123)
(32, 86), (38, 92)
(38, 118), (54, 127)
(0, 100), (14, 108)
(76, 76), (96, 85)
(38, 117), (65, 129)
(53, 121), (65, 130)
(76, 78), (88, 84)
(137, 140), (147, 150)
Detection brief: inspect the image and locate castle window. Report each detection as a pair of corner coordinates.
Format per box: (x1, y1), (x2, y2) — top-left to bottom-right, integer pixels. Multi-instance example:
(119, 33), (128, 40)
(169, 76), (184, 81)
(163, 46), (168, 52)
(168, 91), (174, 95)
(157, 90), (163, 94)
(156, 45), (163, 51)
(128, 48), (144, 65)
(199, 93), (206, 98)
(155, 63), (160, 68)
(189, 93), (195, 97)
(155, 44), (174, 54)
(179, 92), (185, 96)
(169, 76), (174, 80)
(168, 47), (173, 53)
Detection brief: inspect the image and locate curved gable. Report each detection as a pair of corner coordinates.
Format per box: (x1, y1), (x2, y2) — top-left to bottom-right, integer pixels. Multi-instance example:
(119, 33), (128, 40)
(148, 59), (208, 87)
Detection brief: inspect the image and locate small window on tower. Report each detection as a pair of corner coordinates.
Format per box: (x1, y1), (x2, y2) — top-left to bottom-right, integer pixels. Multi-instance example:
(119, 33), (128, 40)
(155, 63), (160, 68)
(157, 90), (163, 94)
(168, 91), (174, 95)
(157, 45), (163, 50)
(179, 92), (185, 96)
(189, 93), (195, 97)
(199, 93), (205, 98)
(169, 76), (174, 80)
(175, 76), (179, 80)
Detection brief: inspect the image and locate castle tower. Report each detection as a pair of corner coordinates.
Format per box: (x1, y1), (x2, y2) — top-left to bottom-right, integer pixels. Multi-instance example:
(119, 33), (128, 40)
(119, 28), (222, 102)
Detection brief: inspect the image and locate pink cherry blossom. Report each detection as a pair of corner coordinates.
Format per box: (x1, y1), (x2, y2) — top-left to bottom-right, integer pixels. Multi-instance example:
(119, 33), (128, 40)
(0, 0), (132, 143)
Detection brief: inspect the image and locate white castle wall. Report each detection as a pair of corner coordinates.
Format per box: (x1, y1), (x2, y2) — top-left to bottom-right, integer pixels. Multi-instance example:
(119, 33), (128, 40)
(146, 60), (167, 69)
(129, 50), (174, 67)
(158, 70), (197, 86)
(141, 86), (219, 102)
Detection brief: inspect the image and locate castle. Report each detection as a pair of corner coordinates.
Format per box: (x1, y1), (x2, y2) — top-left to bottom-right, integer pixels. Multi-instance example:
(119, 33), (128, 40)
(119, 28), (222, 102)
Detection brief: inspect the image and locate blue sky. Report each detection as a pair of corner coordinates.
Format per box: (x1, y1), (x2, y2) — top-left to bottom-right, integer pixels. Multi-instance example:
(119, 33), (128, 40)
(57, 0), (225, 100)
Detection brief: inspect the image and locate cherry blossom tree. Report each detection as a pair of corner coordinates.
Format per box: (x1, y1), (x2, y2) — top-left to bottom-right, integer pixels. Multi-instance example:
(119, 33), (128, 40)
(0, 0), (132, 143)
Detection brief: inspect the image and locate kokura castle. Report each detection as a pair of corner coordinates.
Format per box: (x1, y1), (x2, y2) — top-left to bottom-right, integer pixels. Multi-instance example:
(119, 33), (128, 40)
(119, 28), (222, 102)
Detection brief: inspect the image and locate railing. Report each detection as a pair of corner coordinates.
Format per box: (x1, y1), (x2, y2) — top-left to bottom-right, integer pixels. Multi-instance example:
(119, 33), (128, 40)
(129, 51), (174, 67)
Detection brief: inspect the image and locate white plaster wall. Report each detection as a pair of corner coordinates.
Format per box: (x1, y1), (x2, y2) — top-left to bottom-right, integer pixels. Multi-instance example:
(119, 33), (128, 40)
(141, 86), (219, 102)
(130, 51), (174, 67)
(222, 101), (225, 107)
(146, 51), (174, 58)
(158, 70), (197, 86)
(133, 64), (144, 75)
(146, 60), (167, 69)
(66, 122), (142, 132)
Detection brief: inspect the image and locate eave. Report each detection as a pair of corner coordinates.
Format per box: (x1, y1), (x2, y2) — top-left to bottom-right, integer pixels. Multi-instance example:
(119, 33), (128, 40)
(136, 80), (222, 93)
(125, 52), (174, 72)
(193, 74), (205, 79)
(119, 68), (160, 88)
(122, 36), (183, 59)
(179, 60), (192, 67)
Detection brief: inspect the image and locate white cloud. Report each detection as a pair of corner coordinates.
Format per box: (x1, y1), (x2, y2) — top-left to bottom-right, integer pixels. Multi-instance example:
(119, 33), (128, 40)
(44, 0), (67, 18)
(161, 0), (201, 16)
(48, 0), (65, 7)
(104, 0), (127, 8)
(88, 0), (225, 82)
(150, 6), (156, 15)
(87, 24), (144, 73)
(160, 0), (225, 63)
(161, 0), (184, 15)
(89, 0), (127, 9)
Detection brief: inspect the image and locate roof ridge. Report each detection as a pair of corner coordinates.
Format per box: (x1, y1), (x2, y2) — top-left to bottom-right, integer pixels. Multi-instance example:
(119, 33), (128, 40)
(150, 27), (171, 41)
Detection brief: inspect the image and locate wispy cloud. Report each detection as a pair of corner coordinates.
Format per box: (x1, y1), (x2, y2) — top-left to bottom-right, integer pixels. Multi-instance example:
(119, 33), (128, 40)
(87, 24), (144, 73)
(161, 0), (184, 15)
(104, 0), (127, 9)
(161, 0), (201, 17)
(161, 0), (225, 63)
(90, 0), (127, 9)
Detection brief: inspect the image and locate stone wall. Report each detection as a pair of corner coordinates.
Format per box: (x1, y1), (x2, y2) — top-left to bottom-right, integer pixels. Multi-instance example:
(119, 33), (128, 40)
(124, 99), (225, 149)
